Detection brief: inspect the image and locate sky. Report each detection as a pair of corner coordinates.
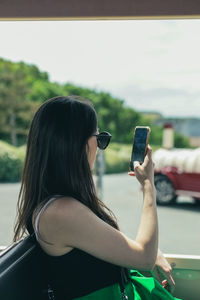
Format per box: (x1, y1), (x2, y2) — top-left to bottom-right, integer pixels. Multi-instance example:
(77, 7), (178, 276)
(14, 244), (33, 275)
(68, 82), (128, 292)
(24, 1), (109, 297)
(0, 19), (200, 118)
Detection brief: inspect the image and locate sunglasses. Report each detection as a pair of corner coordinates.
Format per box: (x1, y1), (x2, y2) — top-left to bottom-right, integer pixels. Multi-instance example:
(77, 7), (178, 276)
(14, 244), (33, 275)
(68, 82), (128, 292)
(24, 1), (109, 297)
(93, 131), (112, 150)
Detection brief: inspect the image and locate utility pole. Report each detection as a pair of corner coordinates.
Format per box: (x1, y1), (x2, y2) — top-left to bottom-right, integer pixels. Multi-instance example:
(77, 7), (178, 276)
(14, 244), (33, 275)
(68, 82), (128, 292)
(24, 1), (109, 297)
(95, 150), (105, 200)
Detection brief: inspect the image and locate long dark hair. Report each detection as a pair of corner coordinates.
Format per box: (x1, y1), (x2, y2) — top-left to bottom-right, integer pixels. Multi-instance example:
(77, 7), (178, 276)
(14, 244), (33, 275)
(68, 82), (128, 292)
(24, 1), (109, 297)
(13, 96), (119, 242)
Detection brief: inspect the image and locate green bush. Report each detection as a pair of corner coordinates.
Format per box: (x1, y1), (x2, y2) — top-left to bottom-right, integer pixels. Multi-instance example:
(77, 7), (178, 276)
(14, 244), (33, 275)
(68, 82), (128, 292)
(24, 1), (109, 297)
(0, 141), (25, 182)
(0, 138), (186, 182)
(105, 143), (131, 174)
(105, 143), (161, 174)
(105, 149), (129, 174)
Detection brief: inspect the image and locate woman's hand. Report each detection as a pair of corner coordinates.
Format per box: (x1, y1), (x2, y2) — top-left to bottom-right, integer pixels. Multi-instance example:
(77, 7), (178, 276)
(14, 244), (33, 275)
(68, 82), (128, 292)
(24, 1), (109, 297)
(128, 145), (155, 186)
(152, 249), (175, 294)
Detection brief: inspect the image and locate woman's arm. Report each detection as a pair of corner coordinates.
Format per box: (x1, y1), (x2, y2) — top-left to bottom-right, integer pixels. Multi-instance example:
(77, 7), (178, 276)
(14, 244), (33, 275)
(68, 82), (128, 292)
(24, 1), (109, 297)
(38, 146), (158, 271)
(129, 145), (158, 268)
(135, 180), (158, 269)
(153, 248), (175, 293)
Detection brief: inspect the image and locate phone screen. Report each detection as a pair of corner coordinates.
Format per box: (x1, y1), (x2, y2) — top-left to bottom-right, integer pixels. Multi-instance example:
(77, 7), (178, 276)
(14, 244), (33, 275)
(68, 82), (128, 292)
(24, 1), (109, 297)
(130, 127), (149, 171)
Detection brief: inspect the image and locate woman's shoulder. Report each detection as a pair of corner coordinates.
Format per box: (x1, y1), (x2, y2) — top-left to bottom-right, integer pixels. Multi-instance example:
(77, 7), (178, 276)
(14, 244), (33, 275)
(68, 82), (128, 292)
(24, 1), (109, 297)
(32, 195), (79, 221)
(32, 195), (82, 254)
(43, 196), (87, 220)
(35, 195), (103, 253)
(32, 196), (86, 242)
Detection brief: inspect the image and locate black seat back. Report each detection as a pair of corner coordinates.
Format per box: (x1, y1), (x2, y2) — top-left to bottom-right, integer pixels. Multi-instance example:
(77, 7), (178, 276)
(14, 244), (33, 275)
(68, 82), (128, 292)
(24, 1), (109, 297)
(0, 234), (49, 300)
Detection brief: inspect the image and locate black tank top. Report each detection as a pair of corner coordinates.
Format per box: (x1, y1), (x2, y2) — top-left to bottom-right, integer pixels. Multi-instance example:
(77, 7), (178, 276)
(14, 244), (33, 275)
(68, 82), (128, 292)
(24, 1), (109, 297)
(39, 245), (122, 299)
(33, 195), (124, 299)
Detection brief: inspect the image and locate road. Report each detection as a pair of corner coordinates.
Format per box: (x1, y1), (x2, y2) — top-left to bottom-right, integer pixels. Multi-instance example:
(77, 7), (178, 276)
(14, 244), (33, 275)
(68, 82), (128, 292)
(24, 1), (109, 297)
(0, 173), (200, 255)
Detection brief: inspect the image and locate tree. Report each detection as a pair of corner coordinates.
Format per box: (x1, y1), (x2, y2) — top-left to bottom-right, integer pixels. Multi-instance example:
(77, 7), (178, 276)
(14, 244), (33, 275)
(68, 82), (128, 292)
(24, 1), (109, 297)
(62, 84), (141, 143)
(0, 58), (191, 148)
(0, 59), (39, 146)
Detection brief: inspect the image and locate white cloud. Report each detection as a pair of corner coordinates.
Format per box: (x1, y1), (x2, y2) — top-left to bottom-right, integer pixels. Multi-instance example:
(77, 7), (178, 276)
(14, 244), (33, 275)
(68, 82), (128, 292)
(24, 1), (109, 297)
(0, 20), (200, 117)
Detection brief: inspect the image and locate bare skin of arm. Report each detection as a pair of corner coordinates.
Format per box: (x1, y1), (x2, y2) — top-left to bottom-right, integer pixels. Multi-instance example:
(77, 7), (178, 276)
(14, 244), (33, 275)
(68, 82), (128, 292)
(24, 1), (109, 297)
(153, 248), (176, 293)
(39, 146), (158, 271)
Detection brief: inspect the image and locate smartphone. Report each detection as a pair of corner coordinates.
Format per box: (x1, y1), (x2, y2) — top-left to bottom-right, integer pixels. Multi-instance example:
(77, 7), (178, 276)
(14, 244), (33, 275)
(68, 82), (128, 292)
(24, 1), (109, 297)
(129, 126), (151, 172)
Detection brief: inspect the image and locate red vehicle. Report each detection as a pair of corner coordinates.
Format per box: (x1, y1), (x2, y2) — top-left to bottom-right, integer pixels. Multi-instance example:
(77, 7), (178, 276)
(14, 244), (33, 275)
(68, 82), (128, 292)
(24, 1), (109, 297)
(153, 148), (200, 205)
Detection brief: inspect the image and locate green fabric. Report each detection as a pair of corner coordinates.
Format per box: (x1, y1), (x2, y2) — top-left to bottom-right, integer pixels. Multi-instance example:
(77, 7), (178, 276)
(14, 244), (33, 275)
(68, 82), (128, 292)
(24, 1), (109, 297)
(74, 269), (182, 300)
(74, 281), (133, 300)
(130, 270), (181, 300)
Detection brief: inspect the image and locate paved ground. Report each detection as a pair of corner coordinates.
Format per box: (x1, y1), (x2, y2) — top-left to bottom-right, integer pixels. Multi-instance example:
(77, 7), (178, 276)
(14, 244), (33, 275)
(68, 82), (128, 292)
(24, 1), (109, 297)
(0, 173), (200, 255)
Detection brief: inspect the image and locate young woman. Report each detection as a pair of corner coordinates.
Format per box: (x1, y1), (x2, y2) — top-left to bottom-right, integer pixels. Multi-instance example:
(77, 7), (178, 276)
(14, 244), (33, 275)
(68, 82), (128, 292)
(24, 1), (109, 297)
(13, 96), (180, 300)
